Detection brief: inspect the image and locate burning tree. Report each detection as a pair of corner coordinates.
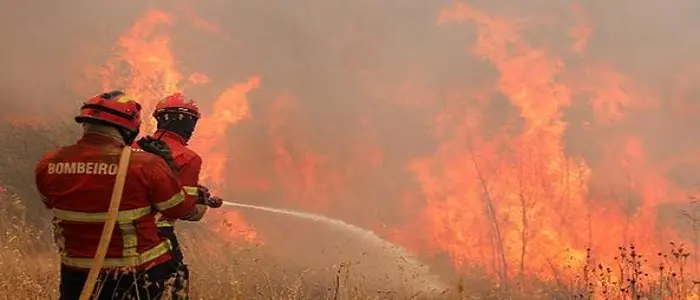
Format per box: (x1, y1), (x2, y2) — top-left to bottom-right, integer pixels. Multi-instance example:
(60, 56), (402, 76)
(2, 0), (700, 298)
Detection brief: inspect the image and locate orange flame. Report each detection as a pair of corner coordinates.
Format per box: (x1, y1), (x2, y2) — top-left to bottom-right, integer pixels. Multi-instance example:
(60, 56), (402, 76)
(95, 9), (258, 241)
(393, 2), (692, 282)
(59, 2), (700, 293)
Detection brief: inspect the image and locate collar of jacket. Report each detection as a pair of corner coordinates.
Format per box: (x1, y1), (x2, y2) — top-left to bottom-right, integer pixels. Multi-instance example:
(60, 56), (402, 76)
(154, 129), (187, 146)
(78, 132), (126, 147)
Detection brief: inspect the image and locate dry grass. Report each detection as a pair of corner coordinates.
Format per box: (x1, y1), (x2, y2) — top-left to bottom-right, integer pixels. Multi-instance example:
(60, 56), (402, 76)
(0, 193), (59, 299)
(2, 195), (698, 299)
(1, 122), (699, 299)
(0, 201), (448, 300)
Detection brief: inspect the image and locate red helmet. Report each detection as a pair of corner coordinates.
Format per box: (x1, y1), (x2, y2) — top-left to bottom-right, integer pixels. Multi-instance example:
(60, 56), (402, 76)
(75, 90), (142, 132)
(153, 93), (201, 119)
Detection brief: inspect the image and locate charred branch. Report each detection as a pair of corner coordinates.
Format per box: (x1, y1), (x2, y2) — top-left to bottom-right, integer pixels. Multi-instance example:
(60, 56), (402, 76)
(468, 147), (509, 290)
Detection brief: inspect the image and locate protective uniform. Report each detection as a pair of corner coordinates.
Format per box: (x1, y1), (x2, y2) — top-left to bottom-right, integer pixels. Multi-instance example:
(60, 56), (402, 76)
(34, 90), (200, 300)
(134, 92), (205, 299)
(149, 93), (203, 230)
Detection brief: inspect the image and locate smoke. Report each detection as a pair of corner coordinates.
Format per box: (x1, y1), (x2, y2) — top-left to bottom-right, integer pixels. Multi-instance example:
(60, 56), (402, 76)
(0, 1), (144, 114)
(2, 1), (698, 113)
(3, 0), (700, 282)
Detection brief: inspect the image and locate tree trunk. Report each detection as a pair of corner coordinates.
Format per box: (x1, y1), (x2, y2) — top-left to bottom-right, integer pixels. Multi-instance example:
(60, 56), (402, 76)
(469, 148), (509, 290)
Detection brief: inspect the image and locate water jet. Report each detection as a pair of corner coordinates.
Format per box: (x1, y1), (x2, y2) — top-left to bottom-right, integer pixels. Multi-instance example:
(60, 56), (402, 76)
(220, 200), (450, 297)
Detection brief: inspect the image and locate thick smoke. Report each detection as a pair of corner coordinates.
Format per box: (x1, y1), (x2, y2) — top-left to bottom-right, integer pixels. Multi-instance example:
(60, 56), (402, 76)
(2, 0), (700, 283)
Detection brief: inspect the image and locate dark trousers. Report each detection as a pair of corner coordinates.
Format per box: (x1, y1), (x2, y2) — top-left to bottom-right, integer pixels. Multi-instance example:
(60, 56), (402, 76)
(158, 226), (184, 264)
(158, 226), (190, 299)
(59, 260), (178, 300)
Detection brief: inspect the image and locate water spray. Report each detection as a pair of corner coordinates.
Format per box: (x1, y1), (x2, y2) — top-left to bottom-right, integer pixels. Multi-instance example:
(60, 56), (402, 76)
(216, 200), (449, 293)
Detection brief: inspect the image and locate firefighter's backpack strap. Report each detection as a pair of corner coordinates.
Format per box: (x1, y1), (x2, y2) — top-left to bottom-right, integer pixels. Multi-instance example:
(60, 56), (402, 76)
(79, 146), (133, 300)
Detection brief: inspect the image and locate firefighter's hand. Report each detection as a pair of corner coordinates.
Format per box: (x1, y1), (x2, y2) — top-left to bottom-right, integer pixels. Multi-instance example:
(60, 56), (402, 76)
(207, 196), (223, 208)
(137, 136), (177, 171)
(196, 194), (223, 208)
(197, 185), (211, 199)
(196, 187), (210, 205)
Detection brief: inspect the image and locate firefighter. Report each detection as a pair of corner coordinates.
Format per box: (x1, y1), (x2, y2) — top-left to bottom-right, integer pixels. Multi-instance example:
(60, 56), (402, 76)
(135, 92), (221, 298)
(34, 90), (209, 300)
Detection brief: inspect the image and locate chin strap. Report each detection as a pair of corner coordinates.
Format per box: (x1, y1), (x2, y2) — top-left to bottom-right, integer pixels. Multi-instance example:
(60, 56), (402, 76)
(118, 127), (139, 145)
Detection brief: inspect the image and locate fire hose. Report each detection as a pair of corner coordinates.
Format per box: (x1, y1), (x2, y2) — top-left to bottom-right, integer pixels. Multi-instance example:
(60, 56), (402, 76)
(77, 136), (225, 299)
(79, 146), (132, 300)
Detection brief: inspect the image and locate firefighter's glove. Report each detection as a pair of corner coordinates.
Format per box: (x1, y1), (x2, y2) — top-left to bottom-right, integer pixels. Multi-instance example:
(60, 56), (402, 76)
(197, 185), (211, 199)
(196, 185), (210, 205)
(197, 196), (223, 208)
(196, 195), (222, 208)
(206, 196), (223, 208)
(195, 185), (222, 207)
(137, 136), (177, 171)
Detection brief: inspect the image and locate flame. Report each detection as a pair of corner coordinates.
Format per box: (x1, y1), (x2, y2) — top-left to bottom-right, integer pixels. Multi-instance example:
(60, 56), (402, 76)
(419, 2), (592, 279)
(190, 76), (261, 188)
(393, 1), (694, 283)
(262, 92), (389, 219)
(95, 9), (258, 241)
(42, 1), (699, 295)
(98, 10), (180, 133)
(267, 95), (342, 211)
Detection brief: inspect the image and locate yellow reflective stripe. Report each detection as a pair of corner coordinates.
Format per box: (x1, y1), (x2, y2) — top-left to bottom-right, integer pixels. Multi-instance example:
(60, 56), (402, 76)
(53, 206), (152, 223)
(61, 241), (171, 269)
(183, 186), (198, 196)
(157, 220), (174, 227)
(153, 191), (185, 211)
(119, 222), (138, 257)
(153, 213), (175, 227)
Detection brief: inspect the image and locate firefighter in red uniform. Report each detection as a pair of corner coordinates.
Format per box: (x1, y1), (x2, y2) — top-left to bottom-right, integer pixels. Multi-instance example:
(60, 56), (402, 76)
(135, 92), (221, 298)
(34, 90), (209, 300)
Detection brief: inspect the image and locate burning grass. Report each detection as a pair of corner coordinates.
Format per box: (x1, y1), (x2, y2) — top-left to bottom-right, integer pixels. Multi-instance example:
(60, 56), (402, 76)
(0, 121), (697, 299)
(1, 202), (698, 299)
(5, 1), (700, 299)
(0, 197), (420, 300)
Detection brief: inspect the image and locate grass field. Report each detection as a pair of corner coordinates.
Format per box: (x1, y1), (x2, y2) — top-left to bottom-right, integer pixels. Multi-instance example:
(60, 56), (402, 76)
(0, 124), (699, 299)
(1, 194), (699, 299)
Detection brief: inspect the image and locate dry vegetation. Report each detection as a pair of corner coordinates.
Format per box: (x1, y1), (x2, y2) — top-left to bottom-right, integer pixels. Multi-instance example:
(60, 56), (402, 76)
(0, 123), (699, 299)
